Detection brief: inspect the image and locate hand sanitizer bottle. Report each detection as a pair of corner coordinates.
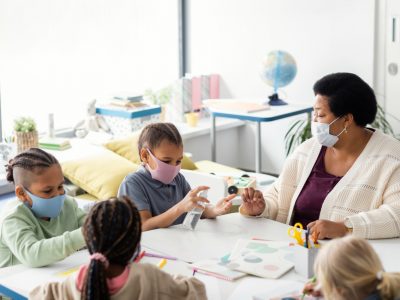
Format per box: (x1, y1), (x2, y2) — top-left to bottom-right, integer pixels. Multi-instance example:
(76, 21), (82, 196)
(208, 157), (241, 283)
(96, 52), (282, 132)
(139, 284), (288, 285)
(182, 190), (208, 230)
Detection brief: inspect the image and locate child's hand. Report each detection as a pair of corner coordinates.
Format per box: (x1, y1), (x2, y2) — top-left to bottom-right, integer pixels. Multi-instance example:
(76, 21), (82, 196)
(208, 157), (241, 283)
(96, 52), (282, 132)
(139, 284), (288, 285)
(205, 194), (236, 218)
(178, 186), (210, 213)
(302, 279), (322, 298)
(240, 187), (266, 216)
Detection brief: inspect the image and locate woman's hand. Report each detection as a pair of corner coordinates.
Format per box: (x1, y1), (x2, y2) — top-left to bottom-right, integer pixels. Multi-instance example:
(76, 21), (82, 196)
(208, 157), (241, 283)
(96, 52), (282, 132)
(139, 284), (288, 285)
(240, 187), (266, 216)
(204, 194), (236, 218)
(178, 186), (210, 214)
(307, 220), (347, 240)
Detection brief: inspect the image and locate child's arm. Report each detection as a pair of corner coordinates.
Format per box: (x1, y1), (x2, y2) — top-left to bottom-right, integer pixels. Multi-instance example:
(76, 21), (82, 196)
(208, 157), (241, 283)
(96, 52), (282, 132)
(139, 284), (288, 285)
(202, 194), (236, 218)
(140, 186), (210, 231)
(1, 218), (85, 267)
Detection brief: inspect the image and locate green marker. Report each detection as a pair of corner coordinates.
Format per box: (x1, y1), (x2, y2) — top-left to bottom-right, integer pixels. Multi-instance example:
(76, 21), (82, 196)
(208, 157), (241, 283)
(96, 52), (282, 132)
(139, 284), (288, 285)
(301, 276), (317, 299)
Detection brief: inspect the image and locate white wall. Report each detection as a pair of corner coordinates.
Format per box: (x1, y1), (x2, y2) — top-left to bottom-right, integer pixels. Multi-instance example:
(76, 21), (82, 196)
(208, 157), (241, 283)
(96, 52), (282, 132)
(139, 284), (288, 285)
(380, 0), (400, 135)
(188, 0), (376, 174)
(0, 0), (179, 133)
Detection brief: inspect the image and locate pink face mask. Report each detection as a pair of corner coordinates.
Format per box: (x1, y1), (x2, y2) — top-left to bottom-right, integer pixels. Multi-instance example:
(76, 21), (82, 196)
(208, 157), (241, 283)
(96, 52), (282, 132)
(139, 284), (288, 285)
(146, 149), (181, 185)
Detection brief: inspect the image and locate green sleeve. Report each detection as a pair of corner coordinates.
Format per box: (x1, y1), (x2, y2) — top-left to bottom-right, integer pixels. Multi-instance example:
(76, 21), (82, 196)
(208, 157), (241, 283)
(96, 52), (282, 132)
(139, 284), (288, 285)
(1, 216), (85, 268)
(70, 197), (87, 227)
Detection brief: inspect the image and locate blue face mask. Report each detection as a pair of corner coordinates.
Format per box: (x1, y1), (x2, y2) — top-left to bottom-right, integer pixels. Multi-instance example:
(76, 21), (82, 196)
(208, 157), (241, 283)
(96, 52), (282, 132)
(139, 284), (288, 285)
(25, 189), (66, 218)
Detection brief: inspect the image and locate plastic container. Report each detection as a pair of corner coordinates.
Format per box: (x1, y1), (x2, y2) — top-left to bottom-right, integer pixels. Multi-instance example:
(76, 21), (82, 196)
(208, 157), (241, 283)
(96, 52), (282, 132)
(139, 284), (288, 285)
(182, 190), (208, 230)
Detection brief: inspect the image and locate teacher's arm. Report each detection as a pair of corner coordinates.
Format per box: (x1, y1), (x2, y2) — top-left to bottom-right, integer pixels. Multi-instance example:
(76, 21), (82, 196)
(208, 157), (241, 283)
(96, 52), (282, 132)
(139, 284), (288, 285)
(347, 171), (400, 239)
(346, 190), (400, 239)
(309, 172), (400, 240)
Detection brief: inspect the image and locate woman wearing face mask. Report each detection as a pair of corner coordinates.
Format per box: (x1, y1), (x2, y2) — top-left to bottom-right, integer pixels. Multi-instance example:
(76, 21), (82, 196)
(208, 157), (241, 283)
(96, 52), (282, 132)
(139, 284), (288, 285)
(118, 123), (235, 231)
(0, 148), (86, 268)
(240, 72), (400, 240)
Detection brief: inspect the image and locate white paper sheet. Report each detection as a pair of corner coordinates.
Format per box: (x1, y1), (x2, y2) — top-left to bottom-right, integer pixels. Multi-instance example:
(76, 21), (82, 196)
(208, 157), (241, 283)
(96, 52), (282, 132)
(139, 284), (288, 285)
(228, 277), (304, 300)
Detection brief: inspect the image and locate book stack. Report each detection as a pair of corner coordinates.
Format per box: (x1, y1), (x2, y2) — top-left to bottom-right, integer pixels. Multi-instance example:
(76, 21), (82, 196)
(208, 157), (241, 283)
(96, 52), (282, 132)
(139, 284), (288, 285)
(166, 73), (220, 122)
(39, 138), (71, 151)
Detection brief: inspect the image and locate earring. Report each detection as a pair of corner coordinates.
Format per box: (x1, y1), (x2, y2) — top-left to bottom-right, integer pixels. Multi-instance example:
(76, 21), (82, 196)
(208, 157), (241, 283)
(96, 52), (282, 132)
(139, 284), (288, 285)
(344, 127), (348, 133)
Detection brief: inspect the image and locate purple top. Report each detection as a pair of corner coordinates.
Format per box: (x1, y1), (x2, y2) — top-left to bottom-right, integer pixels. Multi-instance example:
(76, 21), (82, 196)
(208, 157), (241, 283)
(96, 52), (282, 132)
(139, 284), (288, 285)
(292, 147), (342, 227)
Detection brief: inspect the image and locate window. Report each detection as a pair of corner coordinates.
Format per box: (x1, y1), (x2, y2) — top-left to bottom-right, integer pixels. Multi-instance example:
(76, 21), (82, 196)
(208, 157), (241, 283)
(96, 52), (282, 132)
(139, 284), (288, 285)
(0, 0), (179, 133)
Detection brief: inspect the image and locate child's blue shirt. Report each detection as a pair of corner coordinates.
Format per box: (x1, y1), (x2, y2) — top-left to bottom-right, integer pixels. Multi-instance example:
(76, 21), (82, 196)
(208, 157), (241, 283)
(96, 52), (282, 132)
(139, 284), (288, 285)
(118, 166), (191, 225)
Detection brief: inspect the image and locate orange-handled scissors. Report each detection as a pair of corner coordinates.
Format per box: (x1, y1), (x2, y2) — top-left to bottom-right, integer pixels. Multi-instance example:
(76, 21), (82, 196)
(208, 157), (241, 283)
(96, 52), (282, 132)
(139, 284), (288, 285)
(287, 222), (305, 245)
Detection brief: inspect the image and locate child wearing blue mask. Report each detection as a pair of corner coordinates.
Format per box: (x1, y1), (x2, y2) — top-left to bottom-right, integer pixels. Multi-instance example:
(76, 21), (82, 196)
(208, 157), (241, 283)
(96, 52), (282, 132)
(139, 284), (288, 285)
(118, 123), (235, 231)
(0, 148), (86, 268)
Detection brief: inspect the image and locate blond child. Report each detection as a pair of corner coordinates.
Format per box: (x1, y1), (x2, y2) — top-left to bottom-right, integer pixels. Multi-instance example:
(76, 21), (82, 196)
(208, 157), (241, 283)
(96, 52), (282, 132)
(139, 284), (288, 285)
(305, 236), (400, 300)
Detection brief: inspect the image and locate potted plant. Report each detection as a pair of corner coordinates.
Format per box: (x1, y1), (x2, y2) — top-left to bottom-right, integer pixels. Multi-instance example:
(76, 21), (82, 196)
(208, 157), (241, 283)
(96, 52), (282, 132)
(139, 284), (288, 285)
(143, 86), (172, 121)
(284, 104), (395, 156)
(14, 117), (38, 153)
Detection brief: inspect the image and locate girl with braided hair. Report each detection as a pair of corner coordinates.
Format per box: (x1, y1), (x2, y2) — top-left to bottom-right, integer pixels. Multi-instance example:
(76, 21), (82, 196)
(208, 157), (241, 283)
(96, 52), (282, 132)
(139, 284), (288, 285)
(30, 197), (207, 300)
(0, 148), (86, 268)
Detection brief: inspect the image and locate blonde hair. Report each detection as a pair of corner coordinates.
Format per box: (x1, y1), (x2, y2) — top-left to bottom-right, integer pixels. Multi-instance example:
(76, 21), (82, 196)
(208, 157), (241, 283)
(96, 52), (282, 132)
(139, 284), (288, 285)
(314, 236), (400, 300)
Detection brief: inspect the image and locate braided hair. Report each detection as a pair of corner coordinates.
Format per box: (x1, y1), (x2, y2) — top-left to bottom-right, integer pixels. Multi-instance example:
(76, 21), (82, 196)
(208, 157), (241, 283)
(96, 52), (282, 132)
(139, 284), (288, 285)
(5, 148), (59, 186)
(137, 122), (183, 159)
(81, 196), (142, 300)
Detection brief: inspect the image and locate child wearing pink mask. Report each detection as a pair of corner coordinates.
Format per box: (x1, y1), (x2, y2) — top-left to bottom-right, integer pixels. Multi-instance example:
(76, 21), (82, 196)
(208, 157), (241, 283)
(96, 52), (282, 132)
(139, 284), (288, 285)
(118, 123), (235, 231)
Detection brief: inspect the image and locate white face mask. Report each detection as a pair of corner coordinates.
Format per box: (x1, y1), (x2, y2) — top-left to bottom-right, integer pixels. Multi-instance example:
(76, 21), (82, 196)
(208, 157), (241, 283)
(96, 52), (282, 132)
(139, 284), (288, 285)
(311, 117), (346, 147)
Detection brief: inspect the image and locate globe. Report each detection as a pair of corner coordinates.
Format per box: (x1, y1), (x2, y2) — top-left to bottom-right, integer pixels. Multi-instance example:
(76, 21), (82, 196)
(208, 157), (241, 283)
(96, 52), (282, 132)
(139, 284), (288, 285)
(260, 50), (297, 105)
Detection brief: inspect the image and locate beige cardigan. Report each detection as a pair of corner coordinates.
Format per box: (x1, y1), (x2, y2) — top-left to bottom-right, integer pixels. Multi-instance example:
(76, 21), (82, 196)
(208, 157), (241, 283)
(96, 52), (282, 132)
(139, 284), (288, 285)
(260, 129), (400, 239)
(29, 263), (207, 300)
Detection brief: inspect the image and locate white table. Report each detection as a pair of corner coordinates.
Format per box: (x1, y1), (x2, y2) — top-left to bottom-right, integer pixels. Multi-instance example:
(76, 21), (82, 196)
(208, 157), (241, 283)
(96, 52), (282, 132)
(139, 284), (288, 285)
(1, 213), (399, 300)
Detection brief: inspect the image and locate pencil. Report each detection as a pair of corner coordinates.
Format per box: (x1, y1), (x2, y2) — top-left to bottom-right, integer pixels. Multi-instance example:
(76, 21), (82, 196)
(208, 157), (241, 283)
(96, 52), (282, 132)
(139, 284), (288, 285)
(144, 252), (178, 261)
(134, 250), (146, 263)
(191, 268), (233, 281)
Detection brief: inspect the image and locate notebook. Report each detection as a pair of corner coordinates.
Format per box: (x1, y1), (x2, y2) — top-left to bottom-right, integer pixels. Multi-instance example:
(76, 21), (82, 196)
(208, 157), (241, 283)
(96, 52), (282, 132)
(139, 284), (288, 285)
(190, 255), (247, 281)
(39, 137), (71, 150)
(229, 239), (295, 279)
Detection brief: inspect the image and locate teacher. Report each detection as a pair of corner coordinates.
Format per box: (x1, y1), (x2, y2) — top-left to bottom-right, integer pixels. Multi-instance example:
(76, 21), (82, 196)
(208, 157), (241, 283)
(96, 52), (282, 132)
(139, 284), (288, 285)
(240, 73), (400, 239)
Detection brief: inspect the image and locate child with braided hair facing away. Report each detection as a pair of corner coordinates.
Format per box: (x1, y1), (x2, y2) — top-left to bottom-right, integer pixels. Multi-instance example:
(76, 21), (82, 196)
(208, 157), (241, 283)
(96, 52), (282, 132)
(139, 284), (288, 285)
(303, 236), (400, 300)
(29, 196), (207, 300)
(0, 148), (86, 268)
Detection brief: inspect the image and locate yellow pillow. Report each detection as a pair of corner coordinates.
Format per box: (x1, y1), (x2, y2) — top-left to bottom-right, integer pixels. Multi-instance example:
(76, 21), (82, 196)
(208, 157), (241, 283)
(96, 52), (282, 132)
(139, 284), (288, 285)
(104, 133), (197, 170)
(104, 133), (141, 164)
(62, 150), (138, 200)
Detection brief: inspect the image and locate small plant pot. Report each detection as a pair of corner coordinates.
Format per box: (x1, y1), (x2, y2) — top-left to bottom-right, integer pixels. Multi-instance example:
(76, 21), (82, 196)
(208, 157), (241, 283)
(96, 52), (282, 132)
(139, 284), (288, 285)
(15, 131), (38, 153)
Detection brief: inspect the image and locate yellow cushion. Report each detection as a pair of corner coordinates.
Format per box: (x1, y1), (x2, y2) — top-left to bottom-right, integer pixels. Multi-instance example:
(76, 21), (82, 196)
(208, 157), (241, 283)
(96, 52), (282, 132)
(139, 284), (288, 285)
(104, 133), (197, 170)
(104, 133), (142, 164)
(62, 150), (138, 200)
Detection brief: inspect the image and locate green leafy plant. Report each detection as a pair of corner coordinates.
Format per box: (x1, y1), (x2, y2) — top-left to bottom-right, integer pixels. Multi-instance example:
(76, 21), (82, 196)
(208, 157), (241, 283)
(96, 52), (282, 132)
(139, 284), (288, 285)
(143, 86), (172, 106)
(284, 104), (396, 156)
(14, 117), (37, 133)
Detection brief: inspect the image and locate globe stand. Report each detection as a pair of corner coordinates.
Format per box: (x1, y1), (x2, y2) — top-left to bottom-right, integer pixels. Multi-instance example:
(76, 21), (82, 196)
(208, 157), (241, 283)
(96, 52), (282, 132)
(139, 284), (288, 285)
(267, 93), (287, 106)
